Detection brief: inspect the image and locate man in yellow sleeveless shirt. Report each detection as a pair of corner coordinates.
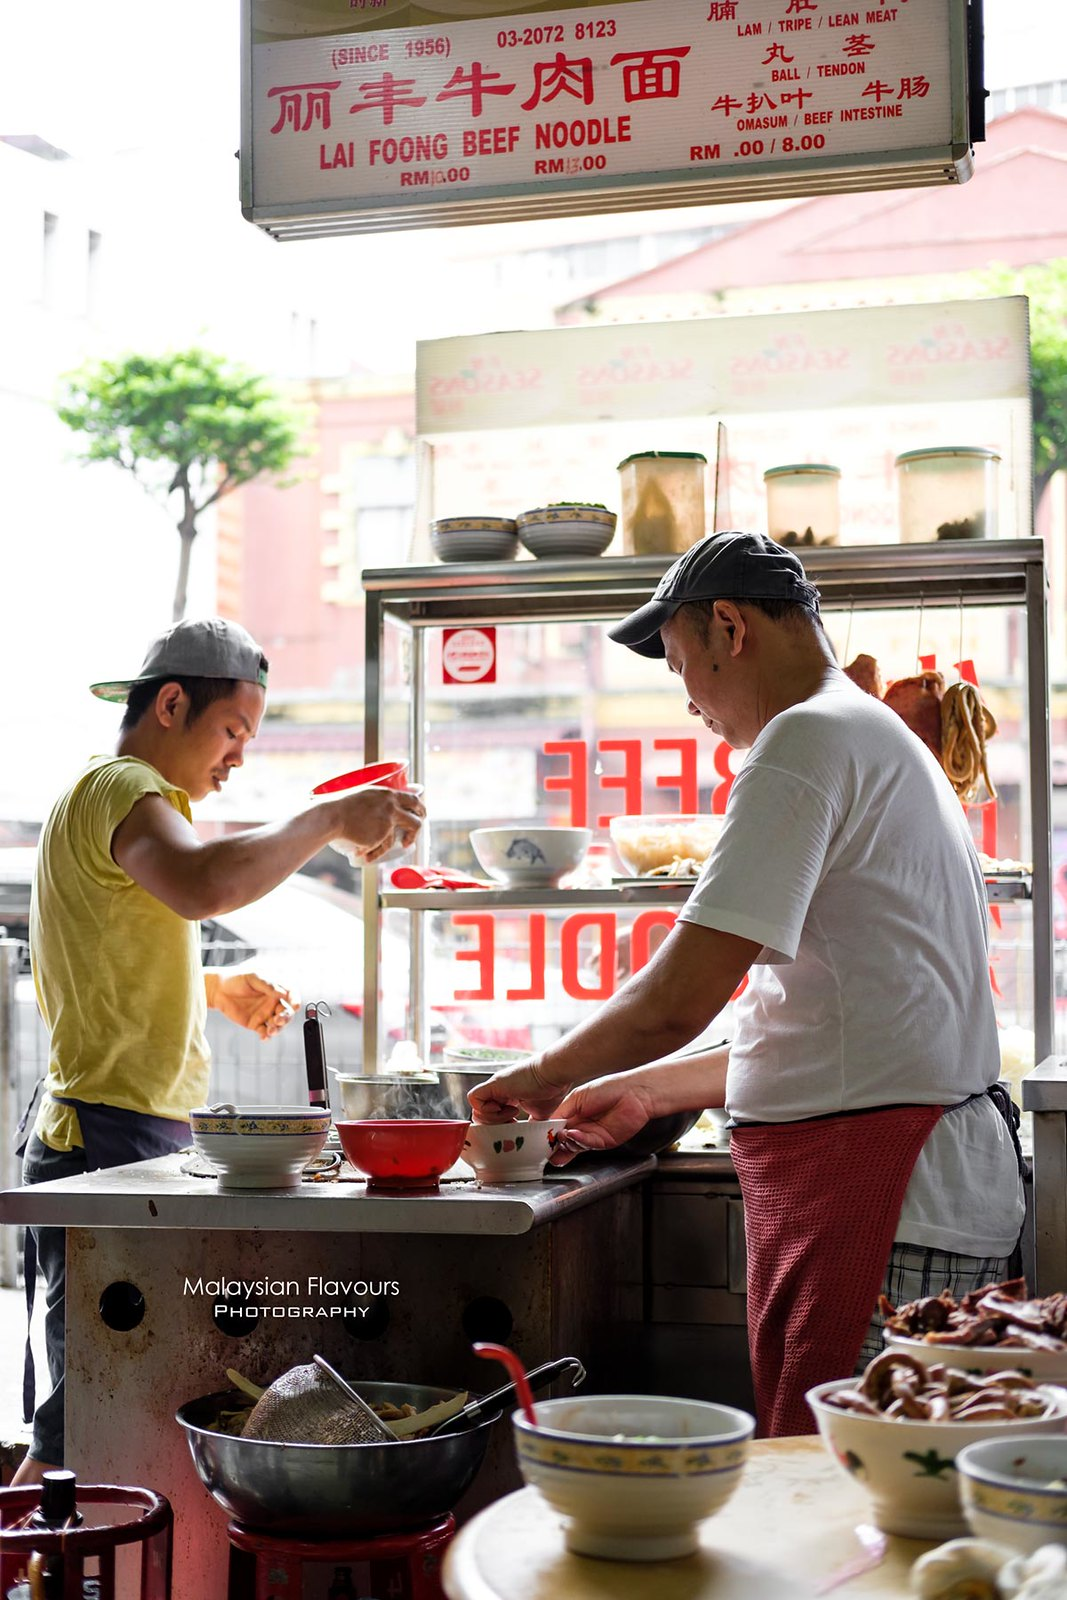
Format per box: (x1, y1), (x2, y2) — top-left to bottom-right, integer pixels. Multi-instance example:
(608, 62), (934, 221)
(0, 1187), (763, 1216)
(14, 617), (425, 1483)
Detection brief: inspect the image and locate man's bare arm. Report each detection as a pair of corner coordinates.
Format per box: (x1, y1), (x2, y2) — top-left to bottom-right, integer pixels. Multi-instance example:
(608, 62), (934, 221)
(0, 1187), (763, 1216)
(111, 789), (423, 919)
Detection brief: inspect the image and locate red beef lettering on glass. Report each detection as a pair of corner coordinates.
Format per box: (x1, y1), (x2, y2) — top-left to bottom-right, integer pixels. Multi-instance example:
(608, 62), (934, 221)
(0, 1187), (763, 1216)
(653, 738), (699, 813)
(544, 739), (588, 828)
(596, 740), (642, 829)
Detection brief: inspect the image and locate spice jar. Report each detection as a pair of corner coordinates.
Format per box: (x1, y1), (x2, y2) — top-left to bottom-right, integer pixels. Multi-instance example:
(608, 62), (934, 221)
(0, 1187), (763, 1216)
(763, 464), (841, 547)
(618, 451), (706, 556)
(895, 447), (1001, 542)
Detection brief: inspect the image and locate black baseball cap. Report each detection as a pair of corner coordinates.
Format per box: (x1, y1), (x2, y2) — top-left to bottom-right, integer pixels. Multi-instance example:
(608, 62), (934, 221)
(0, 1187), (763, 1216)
(609, 531), (821, 659)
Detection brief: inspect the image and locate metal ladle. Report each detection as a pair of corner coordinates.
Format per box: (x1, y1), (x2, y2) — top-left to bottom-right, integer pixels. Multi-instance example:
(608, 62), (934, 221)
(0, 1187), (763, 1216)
(431, 1355), (586, 1437)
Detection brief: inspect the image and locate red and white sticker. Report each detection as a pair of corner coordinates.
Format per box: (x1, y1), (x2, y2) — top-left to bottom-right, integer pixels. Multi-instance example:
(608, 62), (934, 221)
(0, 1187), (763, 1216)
(442, 626), (497, 684)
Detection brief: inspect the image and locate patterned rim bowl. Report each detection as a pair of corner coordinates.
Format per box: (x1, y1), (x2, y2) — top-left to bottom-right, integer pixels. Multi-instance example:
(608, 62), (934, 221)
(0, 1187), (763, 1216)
(516, 506), (617, 529)
(807, 1376), (1067, 1543)
(513, 1394), (754, 1562)
(431, 516), (518, 535)
(189, 1105), (332, 1136)
(958, 1434), (1067, 1555)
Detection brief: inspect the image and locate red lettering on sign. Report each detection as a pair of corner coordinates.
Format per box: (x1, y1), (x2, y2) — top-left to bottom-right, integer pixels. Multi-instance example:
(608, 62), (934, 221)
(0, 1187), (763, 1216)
(561, 914), (616, 1000)
(507, 914), (547, 1001)
(544, 740), (587, 827)
(653, 738), (699, 811)
(711, 742), (736, 814)
(597, 740), (643, 827)
(453, 913), (495, 999)
(631, 911), (678, 971)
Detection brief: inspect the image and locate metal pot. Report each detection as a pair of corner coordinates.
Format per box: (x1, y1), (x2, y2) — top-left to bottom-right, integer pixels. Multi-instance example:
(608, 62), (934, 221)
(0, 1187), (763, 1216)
(176, 1382), (495, 1535)
(436, 1066), (495, 1119)
(331, 1074), (447, 1121)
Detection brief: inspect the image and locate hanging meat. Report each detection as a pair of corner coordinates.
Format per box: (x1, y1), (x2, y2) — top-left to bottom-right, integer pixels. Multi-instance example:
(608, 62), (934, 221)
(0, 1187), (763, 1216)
(883, 670), (946, 759)
(843, 653), (885, 698)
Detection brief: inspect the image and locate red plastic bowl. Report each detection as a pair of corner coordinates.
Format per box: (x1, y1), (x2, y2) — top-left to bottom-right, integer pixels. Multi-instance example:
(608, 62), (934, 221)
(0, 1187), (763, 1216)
(312, 761), (408, 796)
(335, 1119), (470, 1190)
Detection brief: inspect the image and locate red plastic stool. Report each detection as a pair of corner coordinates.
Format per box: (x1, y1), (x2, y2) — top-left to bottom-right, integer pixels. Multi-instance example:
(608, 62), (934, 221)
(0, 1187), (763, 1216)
(226, 1515), (454, 1600)
(0, 1485), (172, 1598)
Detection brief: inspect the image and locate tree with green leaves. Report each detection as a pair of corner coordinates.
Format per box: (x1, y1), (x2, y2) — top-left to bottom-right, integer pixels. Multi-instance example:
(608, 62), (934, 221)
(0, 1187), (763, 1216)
(57, 348), (306, 621)
(977, 262), (1067, 510)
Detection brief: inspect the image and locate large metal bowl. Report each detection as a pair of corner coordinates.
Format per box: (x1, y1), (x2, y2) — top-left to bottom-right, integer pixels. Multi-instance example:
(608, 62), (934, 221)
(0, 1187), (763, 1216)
(176, 1383), (497, 1534)
(331, 1074), (447, 1121)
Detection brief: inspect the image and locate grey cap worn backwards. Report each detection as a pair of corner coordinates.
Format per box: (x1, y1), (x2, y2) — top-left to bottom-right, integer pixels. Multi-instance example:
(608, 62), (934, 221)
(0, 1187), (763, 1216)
(608, 531), (822, 660)
(90, 617), (269, 704)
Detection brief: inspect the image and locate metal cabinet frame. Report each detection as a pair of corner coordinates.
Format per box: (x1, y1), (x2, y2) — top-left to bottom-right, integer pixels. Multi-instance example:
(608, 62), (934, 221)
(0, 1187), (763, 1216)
(362, 539), (1054, 1262)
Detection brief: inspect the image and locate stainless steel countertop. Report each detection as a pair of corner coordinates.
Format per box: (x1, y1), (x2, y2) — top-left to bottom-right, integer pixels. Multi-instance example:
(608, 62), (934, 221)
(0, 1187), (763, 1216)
(0, 1151), (655, 1236)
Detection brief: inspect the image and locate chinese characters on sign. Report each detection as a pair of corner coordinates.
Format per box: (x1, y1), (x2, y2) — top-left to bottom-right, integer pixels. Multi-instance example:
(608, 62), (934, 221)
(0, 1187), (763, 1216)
(247, 0), (963, 227)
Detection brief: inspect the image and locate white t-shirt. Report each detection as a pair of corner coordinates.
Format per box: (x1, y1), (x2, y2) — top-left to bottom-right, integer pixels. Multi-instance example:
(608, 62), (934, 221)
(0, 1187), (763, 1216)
(678, 672), (1024, 1256)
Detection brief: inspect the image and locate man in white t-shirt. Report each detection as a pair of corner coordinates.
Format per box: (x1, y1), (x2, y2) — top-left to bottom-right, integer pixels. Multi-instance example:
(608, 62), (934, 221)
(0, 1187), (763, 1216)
(471, 531), (1024, 1435)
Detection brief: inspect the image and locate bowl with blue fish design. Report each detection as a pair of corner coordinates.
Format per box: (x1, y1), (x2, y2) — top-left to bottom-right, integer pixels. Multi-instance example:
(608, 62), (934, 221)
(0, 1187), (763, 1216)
(469, 826), (591, 887)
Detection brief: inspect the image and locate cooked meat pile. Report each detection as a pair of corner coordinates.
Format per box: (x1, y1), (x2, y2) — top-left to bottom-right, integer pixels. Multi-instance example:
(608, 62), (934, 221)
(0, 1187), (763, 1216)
(881, 1277), (1067, 1351)
(844, 653), (997, 802)
(825, 1348), (1056, 1421)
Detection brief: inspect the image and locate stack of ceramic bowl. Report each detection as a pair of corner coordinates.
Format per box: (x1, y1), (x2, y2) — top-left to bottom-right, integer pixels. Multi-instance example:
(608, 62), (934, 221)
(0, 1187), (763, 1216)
(516, 505), (617, 559)
(430, 516), (519, 562)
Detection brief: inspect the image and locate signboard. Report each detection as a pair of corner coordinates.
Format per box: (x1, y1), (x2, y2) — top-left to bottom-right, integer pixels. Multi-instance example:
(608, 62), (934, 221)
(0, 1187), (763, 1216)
(241, 0), (975, 238)
(442, 626), (497, 683)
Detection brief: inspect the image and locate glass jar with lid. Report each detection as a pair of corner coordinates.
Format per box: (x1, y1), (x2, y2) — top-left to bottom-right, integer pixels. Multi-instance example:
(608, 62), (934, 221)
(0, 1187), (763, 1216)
(763, 464), (841, 547)
(895, 447), (1001, 542)
(618, 451), (706, 556)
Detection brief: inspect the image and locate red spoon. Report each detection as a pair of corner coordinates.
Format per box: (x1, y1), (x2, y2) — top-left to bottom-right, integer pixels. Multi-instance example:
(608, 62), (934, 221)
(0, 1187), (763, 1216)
(474, 1342), (538, 1424)
(390, 866), (488, 890)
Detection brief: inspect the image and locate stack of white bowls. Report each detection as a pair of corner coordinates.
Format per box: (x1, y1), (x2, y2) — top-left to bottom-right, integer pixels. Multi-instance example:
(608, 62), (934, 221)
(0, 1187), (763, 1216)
(430, 516), (519, 562)
(517, 505), (617, 559)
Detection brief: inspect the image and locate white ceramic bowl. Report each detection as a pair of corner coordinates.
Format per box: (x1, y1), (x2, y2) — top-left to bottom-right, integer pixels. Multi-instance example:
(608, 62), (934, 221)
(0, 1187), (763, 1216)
(884, 1333), (1067, 1385)
(516, 506), (617, 559)
(807, 1377), (1067, 1540)
(189, 1105), (331, 1189)
(513, 1393), (754, 1561)
(609, 813), (726, 877)
(462, 1120), (566, 1184)
(469, 826), (591, 887)
(958, 1434), (1067, 1554)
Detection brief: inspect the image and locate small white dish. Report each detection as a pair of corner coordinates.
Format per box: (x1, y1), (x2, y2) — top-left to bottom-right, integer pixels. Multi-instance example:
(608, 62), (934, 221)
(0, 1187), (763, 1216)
(462, 1120), (566, 1184)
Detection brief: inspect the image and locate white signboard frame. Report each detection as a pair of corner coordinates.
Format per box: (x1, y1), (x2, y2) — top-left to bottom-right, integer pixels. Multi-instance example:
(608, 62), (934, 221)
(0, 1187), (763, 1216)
(241, 0), (975, 238)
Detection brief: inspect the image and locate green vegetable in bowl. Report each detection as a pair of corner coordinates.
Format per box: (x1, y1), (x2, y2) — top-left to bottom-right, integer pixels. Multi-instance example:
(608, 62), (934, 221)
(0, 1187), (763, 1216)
(547, 501), (609, 509)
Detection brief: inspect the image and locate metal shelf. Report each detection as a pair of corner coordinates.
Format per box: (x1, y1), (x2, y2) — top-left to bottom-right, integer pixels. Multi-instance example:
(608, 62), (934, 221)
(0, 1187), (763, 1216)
(381, 877), (1032, 912)
(363, 540), (1048, 628)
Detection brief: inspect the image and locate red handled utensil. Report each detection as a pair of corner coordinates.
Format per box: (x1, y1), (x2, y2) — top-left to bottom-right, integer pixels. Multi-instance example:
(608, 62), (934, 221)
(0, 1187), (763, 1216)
(390, 865), (489, 890)
(474, 1343), (538, 1425)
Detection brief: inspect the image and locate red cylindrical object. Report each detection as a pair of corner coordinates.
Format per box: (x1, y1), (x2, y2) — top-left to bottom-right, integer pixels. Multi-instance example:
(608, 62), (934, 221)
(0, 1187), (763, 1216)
(0, 1485), (172, 1599)
(226, 1514), (454, 1600)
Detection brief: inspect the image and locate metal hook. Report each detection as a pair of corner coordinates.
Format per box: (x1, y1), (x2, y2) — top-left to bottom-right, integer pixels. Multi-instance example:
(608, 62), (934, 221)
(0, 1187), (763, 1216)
(304, 1000), (333, 1021)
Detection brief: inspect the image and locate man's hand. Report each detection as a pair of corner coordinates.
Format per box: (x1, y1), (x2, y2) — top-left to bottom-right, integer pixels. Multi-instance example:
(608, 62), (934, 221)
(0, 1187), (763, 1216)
(206, 971), (297, 1039)
(549, 1076), (657, 1165)
(468, 1056), (573, 1124)
(333, 787), (426, 864)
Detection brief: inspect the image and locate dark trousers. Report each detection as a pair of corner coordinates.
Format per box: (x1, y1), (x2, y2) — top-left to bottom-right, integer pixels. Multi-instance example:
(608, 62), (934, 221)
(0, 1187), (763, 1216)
(21, 1104), (190, 1464)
